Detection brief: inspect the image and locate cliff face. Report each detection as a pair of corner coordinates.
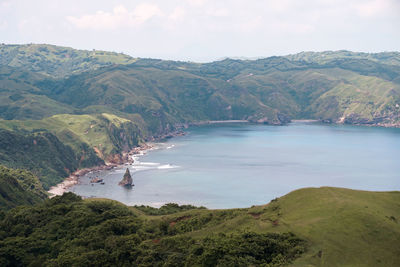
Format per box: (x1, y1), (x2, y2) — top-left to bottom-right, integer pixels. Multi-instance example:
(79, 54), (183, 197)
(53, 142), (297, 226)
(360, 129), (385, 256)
(119, 168), (133, 187)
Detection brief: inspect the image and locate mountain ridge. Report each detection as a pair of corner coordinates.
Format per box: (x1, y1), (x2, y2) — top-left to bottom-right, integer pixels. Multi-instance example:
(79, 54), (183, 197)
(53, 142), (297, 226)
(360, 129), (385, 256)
(1, 43), (400, 188)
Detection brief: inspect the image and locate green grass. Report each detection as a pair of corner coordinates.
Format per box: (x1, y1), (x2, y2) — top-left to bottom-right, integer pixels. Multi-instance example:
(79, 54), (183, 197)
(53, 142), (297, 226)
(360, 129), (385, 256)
(0, 113), (142, 188)
(0, 187), (398, 266)
(0, 113), (141, 160)
(0, 43), (137, 77)
(147, 187), (400, 266)
(285, 50), (400, 66)
(311, 72), (400, 123)
(0, 165), (47, 210)
(2, 44), (400, 127)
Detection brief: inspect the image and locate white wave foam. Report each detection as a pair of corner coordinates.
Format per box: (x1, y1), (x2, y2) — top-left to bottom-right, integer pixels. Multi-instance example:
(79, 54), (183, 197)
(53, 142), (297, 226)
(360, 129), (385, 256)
(132, 166), (152, 171)
(139, 162), (160, 166)
(157, 164), (178, 169)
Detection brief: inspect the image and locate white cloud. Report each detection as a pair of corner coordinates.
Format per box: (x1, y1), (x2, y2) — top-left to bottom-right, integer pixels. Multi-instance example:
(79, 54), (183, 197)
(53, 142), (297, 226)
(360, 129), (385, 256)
(0, 20), (7, 30)
(17, 19), (29, 31)
(66, 4), (163, 30)
(186, 0), (207, 7)
(132, 3), (163, 23)
(354, 0), (392, 17)
(169, 6), (186, 21)
(1, 0), (399, 61)
(0, 0), (11, 8)
(205, 8), (229, 17)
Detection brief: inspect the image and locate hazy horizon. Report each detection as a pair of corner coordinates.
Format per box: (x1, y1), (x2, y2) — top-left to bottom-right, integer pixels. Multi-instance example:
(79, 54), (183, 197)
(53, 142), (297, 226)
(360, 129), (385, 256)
(1, 0), (399, 62)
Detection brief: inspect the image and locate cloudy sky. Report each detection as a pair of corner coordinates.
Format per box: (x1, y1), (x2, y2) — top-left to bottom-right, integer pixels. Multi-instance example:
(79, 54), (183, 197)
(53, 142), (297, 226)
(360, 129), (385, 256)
(0, 0), (399, 62)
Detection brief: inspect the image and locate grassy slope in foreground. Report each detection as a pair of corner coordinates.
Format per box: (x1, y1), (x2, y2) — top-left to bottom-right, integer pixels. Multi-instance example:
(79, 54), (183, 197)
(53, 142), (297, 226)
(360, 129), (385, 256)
(263, 187), (400, 266)
(0, 187), (399, 266)
(154, 187), (400, 266)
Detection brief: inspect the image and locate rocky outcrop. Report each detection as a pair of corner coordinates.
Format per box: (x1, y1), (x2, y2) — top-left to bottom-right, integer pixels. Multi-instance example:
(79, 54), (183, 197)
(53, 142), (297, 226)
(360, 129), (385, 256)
(336, 112), (400, 127)
(119, 168), (133, 188)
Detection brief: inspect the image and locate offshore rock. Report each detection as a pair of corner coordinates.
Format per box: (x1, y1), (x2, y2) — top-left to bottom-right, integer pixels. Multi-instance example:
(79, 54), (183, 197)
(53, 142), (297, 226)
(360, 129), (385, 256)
(119, 168), (133, 188)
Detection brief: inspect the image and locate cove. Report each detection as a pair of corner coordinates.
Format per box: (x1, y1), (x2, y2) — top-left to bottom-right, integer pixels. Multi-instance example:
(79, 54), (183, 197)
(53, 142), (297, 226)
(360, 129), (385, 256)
(69, 122), (400, 209)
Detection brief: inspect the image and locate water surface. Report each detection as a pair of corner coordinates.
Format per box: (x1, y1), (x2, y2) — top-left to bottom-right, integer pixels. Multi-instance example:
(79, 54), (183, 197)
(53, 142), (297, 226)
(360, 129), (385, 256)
(69, 122), (400, 208)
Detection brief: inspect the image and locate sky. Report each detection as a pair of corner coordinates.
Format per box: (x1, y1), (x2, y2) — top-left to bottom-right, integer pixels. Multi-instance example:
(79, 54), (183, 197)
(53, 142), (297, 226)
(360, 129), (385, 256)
(0, 0), (399, 62)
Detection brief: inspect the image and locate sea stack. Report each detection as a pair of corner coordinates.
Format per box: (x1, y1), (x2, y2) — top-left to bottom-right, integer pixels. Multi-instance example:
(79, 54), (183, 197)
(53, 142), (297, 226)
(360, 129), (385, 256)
(119, 168), (133, 188)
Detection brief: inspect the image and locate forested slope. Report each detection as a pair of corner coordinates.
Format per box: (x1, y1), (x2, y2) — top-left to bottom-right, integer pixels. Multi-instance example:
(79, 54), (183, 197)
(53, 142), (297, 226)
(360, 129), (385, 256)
(1, 44), (400, 189)
(0, 187), (399, 266)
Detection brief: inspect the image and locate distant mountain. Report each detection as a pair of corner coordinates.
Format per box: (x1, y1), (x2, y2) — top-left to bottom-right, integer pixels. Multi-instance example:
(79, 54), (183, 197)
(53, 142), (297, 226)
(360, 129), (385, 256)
(284, 50), (400, 66)
(0, 44), (136, 77)
(0, 44), (399, 266)
(1, 44), (400, 188)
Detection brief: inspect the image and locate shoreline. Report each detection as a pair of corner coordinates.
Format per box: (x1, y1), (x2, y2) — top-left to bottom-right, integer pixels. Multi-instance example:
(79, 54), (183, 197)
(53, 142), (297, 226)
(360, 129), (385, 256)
(48, 143), (155, 197)
(191, 120), (249, 125)
(47, 119), (400, 197)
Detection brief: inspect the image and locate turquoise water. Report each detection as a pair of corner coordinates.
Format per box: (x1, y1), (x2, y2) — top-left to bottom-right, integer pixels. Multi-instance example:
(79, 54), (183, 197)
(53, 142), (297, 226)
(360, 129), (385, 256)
(69, 122), (400, 208)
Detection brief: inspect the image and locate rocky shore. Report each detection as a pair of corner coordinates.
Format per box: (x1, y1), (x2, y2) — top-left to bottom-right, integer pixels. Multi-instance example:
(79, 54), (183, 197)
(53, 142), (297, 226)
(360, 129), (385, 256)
(48, 143), (155, 197)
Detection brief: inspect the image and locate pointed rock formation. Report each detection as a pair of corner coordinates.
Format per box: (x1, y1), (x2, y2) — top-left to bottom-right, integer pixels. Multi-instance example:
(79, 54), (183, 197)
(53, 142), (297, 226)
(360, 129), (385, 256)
(119, 168), (133, 188)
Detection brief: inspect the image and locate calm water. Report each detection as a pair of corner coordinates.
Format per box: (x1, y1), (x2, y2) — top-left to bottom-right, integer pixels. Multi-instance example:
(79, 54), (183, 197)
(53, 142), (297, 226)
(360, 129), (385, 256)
(69, 122), (400, 209)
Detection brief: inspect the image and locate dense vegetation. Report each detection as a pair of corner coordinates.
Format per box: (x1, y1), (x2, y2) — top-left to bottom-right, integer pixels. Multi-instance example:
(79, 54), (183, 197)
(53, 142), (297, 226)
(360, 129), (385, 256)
(0, 43), (399, 196)
(0, 45), (400, 266)
(1, 44), (400, 127)
(0, 44), (136, 77)
(0, 45), (399, 187)
(0, 165), (47, 210)
(0, 129), (103, 189)
(0, 193), (305, 266)
(0, 113), (144, 188)
(0, 187), (399, 266)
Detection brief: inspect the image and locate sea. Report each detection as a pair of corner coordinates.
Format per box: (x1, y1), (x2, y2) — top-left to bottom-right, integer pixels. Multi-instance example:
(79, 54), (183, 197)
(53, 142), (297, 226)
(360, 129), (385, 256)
(68, 122), (400, 209)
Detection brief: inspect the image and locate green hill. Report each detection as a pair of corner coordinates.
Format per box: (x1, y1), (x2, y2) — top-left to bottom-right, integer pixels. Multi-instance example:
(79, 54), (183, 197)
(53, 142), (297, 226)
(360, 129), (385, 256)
(1, 44), (400, 190)
(0, 128), (101, 189)
(0, 113), (144, 188)
(0, 187), (398, 266)
(1, 44), (399, 127)
(0, 113), (142, 160)
(284, 50), (400, 66)
(0, 44), (136, 77)
(0, 165), (47, 210)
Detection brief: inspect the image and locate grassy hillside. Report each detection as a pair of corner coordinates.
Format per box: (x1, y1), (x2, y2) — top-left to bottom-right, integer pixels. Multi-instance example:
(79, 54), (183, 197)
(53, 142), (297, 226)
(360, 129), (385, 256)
(0, 44), (136, 77)
(0, 113), (144, 188)
(285, 50), (400, 66)
(309, 70), (400, 125)
(39, 64), (286, 125)
(0, 113), (142, 160)
(0, 187), (398, 266)
(0, 128), (103, 189)
(0, 66), (75, 120)
(0, 165), (47, 210)
(1, 44), (400, 189)
(1, 44), (400, 127)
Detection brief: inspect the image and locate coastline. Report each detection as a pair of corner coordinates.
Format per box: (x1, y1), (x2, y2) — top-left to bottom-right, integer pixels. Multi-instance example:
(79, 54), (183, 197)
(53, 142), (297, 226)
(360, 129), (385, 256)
(191, 120), (249, 125)
(47, 118), (400, 197)
(48, 143), (155, 197)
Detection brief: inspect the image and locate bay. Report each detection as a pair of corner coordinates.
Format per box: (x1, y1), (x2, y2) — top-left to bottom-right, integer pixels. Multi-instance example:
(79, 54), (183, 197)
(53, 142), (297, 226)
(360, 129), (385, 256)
(69, 122), (400, 209)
